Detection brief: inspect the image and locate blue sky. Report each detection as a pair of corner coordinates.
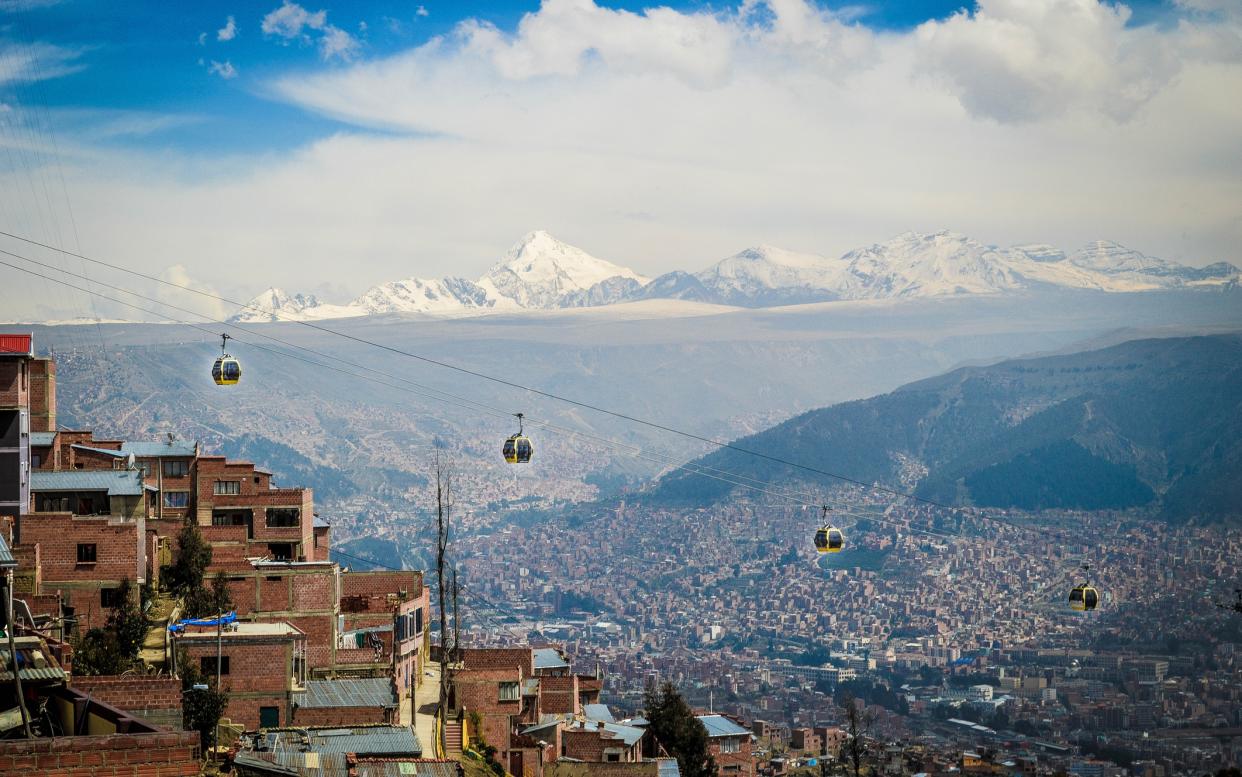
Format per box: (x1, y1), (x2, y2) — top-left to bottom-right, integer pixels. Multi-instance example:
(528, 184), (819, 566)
(6, 0), (1179, 154)
(0, 0), (1238, 318)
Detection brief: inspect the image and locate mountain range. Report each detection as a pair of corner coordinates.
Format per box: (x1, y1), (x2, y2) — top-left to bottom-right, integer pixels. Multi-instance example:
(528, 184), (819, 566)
(646, 334), (1242, 523)
(228, 230), (1240, 322)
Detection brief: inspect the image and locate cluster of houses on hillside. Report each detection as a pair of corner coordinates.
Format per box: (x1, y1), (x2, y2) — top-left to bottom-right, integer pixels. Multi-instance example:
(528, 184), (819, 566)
(0, 334), (763, 777)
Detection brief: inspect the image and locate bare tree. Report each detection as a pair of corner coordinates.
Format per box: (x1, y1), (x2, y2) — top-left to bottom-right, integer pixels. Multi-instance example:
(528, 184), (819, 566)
(840, 693), (875, 777)
(434, 451), (453, 757)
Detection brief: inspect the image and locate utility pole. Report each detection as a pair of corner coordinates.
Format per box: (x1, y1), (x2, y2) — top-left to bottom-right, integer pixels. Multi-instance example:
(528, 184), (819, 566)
(435, 452), (452, 758)
(451, 567), (461, 664)
(216, 609), (223, 687)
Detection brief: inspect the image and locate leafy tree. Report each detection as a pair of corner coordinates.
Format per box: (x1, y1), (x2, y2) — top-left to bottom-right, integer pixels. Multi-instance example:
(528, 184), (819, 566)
(184, 572), (234, 619)
(71, 628), (128, 675)
(178, 648), (229, 751)
(72, 578), (149, 675)
(165, 520), (212, 594)
(644, 681), (715, 777)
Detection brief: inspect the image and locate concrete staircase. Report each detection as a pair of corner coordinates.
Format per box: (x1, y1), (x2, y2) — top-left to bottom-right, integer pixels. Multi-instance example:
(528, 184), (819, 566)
(443, 719), (463, 758)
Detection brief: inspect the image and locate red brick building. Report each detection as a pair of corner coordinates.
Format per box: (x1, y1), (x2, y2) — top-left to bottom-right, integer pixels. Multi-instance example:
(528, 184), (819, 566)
(697, 715), (754, 777)
(173, 620), (308, 730)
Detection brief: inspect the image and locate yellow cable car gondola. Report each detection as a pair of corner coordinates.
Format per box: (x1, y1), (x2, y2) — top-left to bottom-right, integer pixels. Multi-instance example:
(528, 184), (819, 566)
(813, 506), (843, 553)
(1068, 565), (1099, 612)
(503, 413), (533, 464)
(212, 333), (241, 386)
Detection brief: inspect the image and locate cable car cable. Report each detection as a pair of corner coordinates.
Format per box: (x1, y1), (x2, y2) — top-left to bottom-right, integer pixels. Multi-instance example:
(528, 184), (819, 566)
(0, 227), (1030, 520)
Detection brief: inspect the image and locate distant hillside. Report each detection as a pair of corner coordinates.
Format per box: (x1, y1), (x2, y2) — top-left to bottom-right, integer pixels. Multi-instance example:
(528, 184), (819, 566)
(649, 335), (1242, 522)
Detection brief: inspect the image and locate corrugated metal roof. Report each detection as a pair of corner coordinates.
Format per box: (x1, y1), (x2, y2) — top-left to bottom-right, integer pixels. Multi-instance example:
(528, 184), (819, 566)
(31, 469), (145, 496)
(294, 678), (396, 710)
(121, 440), (198, 458)
(697, 715), (750, 738)
(234, 752), (456, 777)
(533, 647), (569, 670)
(564, 720), (645, 747)
(656, 758), (682, 777)
(0, 665), (67, 682)
(0, 334), (32, 356)
(583, 704), (615, 723)
(0, 534), (15, 569)
(30, 432), (56, 447)
(306, 726), (421, 756)
(71, 444), (127, 458)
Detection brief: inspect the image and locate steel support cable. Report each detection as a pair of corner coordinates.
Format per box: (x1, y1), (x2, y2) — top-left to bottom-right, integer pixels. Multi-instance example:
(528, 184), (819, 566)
(1, 227), (1039, 523)
(0, 254), (938, 541)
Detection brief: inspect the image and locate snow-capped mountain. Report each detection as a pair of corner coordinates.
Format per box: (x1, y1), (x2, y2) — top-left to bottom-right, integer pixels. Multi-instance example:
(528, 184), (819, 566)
(230, 288), (332, 323)
(694, 246), (850, 306)
(229, 230), (1240, 323)
(476, 230), (648, 309)
(350, 277), (495, 316)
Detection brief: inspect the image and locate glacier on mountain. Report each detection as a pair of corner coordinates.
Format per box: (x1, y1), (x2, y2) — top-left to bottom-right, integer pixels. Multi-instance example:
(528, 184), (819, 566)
(228, 230), (1241, 323)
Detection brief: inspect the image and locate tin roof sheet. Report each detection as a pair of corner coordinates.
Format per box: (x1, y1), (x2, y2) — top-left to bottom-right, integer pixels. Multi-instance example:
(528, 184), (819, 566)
(30, 469), (145, 496)
(305, 726), (421, 756)
(294, 678), (396, 710)
(121, 440), (198, 458)
(697, 715), (750, 738)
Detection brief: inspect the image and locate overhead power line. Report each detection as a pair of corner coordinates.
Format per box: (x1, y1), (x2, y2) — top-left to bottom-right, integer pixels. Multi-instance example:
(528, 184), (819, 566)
(1, 228), (976, 514)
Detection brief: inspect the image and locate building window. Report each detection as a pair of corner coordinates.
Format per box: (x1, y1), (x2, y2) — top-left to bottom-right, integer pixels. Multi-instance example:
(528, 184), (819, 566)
(100, 587), (121, 608)
(212, 510), (248, 526)
(36, 494), (69, 512)
(77, 543), (97, 564)
(213, 480), (241, 495)
(605, 754), (621, 763)
(499, 682), (520, 702)
(162, 460), (189, 477)
(267, 543), (293, 561)
(201, 656), (230, 675)
(75, 496), (103, 516)
(259, 707), (280, 728)
(163, 491), (189, 508)
(720, 739), (741, 754)
(266, 508), (300, 528)
(31, 453), (41, 468)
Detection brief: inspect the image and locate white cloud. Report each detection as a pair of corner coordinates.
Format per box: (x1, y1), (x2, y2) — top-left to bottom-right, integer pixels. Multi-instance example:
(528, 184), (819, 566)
(262, 1), (327, 39)
(0, 40), (83, 84)
(208, 60), (238, 79)
(262, 1), (359, 60)
(197, 32), (207, 46)
(3, 0), (1239, 317)
(319, 25), (360, 60)
(218, 15), (238, 42)
(915, 0), (1182, 123)
(416, 5), (429, 18)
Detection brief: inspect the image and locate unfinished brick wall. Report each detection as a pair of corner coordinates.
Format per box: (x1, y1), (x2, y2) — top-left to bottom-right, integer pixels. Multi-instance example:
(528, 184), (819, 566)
(562, 726), (641, 763)
(19, 513), (140, 581)
(461, 648), (534, 677)
(540, 675), (580, 716)
(177, 629), (298, 730)
(292, 703), (395, 727)
(341, 570), (422, 599)
(69, 676), (183, 730)
(0, 358), (29, 408)
(28, 357), (54, 433)
(0, 730), (200, 776)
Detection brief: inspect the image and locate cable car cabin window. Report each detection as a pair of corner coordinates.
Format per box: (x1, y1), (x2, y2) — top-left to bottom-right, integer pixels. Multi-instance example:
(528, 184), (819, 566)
(163, 460), (189, 478)
(266, 508), (300, 528)
(214, 480), (241, 496)
(499, 681), (520, 702)
(163, 491), (190, 509)
(77, 543), (97, 564)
